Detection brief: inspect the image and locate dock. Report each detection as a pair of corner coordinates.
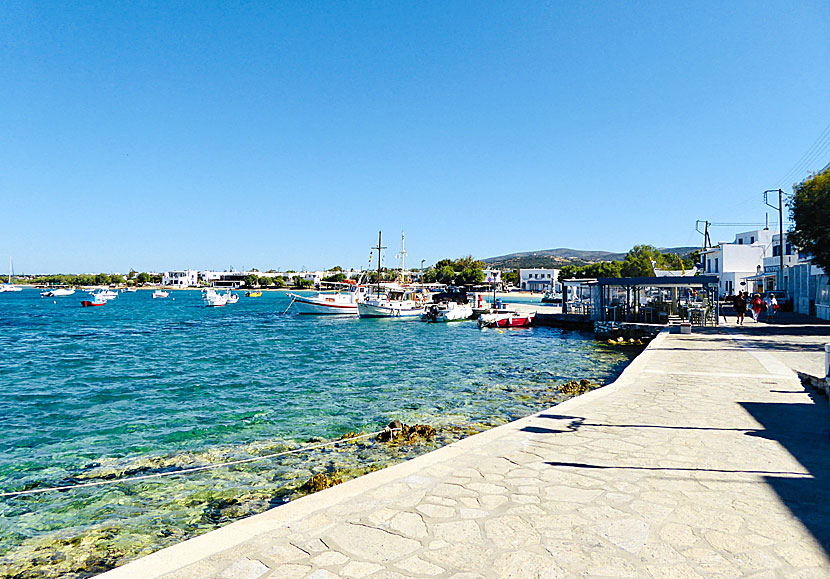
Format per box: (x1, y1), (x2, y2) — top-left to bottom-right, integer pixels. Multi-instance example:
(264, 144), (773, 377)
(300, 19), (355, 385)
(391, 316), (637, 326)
(102, 321), (830, 578)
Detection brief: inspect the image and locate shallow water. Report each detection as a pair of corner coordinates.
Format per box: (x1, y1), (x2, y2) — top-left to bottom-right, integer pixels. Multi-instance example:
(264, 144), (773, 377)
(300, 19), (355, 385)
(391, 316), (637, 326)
(0, 289), (637, 577)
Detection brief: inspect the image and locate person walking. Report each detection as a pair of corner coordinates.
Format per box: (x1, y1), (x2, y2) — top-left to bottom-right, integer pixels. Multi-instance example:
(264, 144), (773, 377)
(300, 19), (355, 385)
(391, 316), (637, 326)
(766, 294), (779, 322)
(750, 293), (763, 322)
(734, 291), (747, 325)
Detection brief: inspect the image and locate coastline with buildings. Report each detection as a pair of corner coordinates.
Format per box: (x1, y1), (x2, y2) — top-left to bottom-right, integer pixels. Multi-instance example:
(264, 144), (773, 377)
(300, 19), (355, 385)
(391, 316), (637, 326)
(3, 3), (829, 577)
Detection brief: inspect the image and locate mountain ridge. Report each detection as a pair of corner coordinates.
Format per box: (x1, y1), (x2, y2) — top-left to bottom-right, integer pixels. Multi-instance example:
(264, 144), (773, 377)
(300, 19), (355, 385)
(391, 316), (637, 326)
(483, 246), (699, 269)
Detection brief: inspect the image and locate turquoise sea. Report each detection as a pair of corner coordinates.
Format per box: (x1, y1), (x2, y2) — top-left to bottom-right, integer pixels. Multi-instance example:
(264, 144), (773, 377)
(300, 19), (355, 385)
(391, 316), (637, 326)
(0, 289), (637, 578)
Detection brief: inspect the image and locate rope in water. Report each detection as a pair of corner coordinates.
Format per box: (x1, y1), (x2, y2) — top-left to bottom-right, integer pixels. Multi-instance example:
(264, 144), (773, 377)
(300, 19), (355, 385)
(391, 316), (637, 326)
(0, 428), (396, 499)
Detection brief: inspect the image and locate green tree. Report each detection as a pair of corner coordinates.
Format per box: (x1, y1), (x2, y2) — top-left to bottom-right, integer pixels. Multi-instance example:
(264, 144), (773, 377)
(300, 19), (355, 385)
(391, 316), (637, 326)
(243, 274), (259, 287)
(503, 270), (518, 285)
(323, 273), (346, 282)
(621, 245), (662, 277)
(789, 170), (830, 275)
(273, 277), (287, 288)
(259, 276), (273, 287)
(136, 272), (150, 284)
(293, 277), (313, 289)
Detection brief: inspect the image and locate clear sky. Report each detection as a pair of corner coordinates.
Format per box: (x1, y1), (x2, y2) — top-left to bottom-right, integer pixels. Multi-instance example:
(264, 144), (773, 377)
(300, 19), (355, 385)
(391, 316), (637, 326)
(2, 1), (828, 273)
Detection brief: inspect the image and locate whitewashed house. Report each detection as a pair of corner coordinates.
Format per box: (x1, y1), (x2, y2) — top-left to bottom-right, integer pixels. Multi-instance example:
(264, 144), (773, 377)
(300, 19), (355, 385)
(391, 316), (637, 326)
(161, 270), (199, 288)
(699, 229), (774, 295)
(520, 268), (560, 292)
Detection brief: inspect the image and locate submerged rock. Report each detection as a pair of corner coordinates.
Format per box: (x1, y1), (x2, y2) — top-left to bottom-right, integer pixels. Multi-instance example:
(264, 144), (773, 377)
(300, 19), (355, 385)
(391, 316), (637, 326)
(560, 379), (596, 396)
(377, 422), (436, 444)
(300, 472), (344, 494)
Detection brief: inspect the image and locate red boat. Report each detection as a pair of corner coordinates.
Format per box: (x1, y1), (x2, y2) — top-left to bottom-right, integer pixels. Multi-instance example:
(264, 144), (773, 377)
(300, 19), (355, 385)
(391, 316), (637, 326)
(478, 311), (534, 328)
(81, 298), (106, 307)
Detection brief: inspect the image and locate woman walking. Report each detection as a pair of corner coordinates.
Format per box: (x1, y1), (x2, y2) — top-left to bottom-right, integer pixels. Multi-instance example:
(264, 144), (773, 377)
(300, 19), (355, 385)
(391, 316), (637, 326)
(734, 291), (747, 325)
(751, 293), (763, 322)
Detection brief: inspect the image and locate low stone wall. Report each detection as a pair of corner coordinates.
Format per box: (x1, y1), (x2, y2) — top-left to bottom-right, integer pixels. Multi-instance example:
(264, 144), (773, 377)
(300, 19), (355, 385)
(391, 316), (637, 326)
(797, 371), (830, 397)
(594, 321), (664, 340)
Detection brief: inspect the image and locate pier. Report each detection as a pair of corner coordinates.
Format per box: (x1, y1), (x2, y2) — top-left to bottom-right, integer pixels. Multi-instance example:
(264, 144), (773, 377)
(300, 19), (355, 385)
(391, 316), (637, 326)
(102, 322), (830, 578)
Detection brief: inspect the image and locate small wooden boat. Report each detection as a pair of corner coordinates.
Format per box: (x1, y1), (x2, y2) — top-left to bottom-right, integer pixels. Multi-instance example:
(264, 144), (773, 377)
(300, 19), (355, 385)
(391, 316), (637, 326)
(246, 290), (262, 297)
(81, 296), (107, 307)
(152, 290), (169, 299)
(478, 311), (534, 328)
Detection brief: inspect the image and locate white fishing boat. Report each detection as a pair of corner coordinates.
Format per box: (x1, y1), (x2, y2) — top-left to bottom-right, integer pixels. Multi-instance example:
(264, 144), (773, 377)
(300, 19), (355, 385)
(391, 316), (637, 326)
(202, 289), (228, 307)
(356, 231), (427, 319)
(41, 288), (75, 297)
(225, 291), (239, 304)
(422, 300), (473, 322)
(122, 287), (138, 293)
(0, 257), (23, 292)
(288, 282), (369, 315)
(152, 290), (169, 299)
(358, 285), (428, 318)
(88, 288), (118, 301)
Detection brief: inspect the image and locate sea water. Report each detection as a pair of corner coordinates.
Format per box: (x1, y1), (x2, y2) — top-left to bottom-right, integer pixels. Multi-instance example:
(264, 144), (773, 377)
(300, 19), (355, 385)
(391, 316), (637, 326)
(0, 289), (637, 578)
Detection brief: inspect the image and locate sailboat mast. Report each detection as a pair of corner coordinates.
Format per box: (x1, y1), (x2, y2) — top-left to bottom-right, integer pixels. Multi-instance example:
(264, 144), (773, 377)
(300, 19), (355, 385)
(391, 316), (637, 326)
(400, 232), (406, 283)
(373, 231), (386, 293)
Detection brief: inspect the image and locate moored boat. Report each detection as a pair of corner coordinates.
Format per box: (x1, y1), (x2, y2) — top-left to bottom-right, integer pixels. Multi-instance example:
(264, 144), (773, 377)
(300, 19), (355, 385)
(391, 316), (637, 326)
(225, 291), (239, 304)
(357, 285), (428, 318)
(41, 288), (75, 297)
(288, 283), (368, 315)
(422, 300), (474, 322)
(81, 295), (107, 307)
(202, 289), (228, 307)
(152, 290), (169, 299)
(0, 257), (23, 292)
(246, 290), (262, 297)
(478, 311), (535, 328)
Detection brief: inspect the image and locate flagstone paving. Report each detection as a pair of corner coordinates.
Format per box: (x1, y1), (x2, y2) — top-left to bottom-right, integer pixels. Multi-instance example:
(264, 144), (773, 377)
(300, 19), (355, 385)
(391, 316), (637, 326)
(102, 324), (830, 578)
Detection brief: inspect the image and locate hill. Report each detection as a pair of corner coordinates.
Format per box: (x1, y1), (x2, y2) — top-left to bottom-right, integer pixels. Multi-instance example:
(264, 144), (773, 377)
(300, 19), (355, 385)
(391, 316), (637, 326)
(484, 247), (699, 270)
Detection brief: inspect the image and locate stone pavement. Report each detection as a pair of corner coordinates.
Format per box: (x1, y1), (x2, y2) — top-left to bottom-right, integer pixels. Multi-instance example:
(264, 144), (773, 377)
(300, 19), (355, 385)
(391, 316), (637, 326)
(101, 325), (830, 578)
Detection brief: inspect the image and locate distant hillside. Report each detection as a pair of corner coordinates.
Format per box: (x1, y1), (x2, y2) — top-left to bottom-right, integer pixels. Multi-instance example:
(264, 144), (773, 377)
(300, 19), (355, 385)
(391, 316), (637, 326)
(484, 247), (699, 270)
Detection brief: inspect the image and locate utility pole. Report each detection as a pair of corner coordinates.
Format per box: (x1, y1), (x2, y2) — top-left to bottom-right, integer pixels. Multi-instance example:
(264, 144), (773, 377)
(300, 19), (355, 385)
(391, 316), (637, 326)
(695, 220), (711, 250)
(764, 189), (785, 290)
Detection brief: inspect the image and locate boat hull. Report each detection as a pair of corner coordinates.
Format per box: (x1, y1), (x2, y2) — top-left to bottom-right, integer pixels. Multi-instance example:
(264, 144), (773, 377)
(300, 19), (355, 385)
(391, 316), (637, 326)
(358, 302), (424, 318)
(81, 300), (106, 307)
(478, 313), (534, 328)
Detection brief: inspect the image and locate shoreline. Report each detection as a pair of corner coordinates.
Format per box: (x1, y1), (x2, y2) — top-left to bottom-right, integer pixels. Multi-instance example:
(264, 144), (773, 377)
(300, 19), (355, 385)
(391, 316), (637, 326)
(98, 334), (658, 578)
(100, 323), (830, 578)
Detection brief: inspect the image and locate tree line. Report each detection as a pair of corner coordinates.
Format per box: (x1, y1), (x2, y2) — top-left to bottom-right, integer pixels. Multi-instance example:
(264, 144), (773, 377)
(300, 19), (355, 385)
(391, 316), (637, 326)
(558, 245), (700, 280)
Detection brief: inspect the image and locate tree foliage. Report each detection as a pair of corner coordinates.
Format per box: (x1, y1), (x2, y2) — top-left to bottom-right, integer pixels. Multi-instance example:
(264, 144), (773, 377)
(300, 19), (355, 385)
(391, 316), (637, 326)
(789, 170), (830, 275)
(421, 256), (485, 285)
(558, 244), (696, 280)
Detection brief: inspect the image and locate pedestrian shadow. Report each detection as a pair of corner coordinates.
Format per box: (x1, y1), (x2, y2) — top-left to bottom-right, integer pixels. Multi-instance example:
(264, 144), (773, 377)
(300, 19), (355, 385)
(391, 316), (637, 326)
(739, 397), (830, 552)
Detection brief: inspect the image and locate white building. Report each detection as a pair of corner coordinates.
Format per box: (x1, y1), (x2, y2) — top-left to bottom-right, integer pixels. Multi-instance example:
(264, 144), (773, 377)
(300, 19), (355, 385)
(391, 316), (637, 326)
(161, 270), (199, 288)
(519, 268), (560, 292)
(483, 269), (502, 285)
(699, 229), (774, 295)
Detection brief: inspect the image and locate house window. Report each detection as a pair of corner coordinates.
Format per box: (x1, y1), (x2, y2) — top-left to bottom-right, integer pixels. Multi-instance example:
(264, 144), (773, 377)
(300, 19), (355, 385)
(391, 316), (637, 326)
(715, 258), (719, 273)
(750, 236), (755, 244)
(738, 239), (743, 245)
(707, 259), (711, 273)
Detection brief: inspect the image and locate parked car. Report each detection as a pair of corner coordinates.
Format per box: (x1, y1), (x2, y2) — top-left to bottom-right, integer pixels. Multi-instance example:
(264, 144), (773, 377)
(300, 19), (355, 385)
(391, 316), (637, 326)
(764, 290), (792, 312)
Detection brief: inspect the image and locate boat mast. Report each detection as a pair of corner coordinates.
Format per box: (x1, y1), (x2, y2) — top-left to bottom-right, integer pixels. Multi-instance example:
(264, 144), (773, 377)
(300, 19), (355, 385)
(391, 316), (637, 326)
(400, 232), (406, 284)
(373, 231), (386, 294)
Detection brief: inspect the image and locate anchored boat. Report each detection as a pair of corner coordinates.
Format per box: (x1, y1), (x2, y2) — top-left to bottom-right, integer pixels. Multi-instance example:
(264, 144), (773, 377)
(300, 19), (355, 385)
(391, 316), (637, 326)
(478, 311), (535, 328)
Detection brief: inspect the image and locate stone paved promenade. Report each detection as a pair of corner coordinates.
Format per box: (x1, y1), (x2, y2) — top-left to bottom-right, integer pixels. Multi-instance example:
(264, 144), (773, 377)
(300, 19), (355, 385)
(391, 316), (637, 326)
(102, 323), (830, 578)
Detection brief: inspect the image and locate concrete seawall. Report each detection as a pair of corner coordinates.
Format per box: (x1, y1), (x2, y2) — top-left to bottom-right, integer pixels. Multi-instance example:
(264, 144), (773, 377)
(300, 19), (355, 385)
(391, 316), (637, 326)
(101, 323), (830, 578)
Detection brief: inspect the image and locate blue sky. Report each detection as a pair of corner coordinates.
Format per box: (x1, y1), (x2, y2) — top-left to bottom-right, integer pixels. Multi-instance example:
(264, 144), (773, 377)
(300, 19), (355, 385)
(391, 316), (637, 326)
(2, 1), (828, 273)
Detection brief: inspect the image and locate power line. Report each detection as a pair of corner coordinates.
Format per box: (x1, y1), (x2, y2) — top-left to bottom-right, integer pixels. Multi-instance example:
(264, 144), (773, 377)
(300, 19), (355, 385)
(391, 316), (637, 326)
(775, 122), (830, 189)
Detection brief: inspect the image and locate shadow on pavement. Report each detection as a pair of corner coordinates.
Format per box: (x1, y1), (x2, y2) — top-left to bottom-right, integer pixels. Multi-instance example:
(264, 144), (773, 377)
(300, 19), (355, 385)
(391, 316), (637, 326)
(740, 397), (830, 552)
